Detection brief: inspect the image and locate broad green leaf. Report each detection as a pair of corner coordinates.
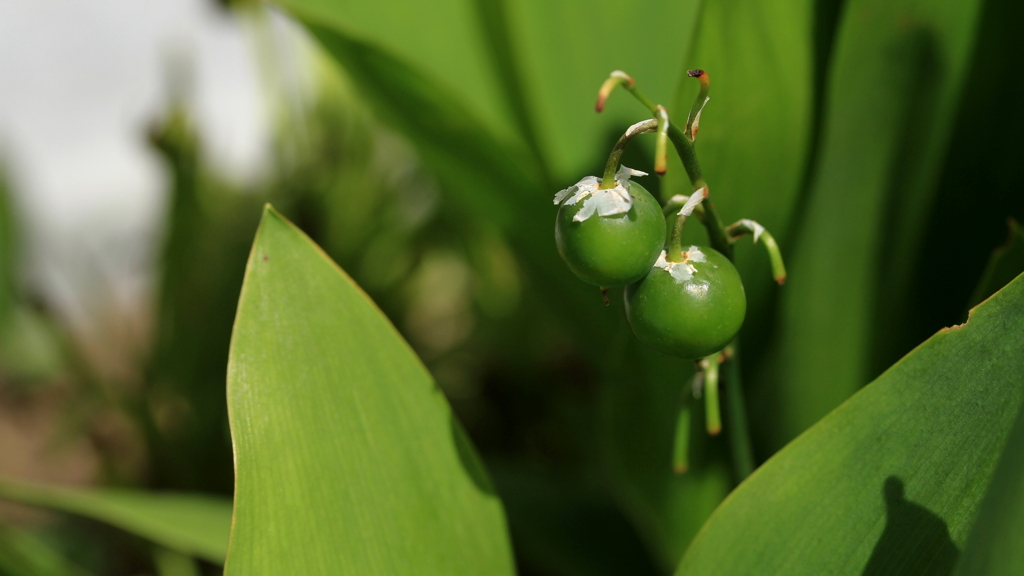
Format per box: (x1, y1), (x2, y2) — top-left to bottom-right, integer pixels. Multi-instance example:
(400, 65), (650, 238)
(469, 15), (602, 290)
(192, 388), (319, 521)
(675, 272), (1024, 575)
(771, 0), (986, 446)
(968, 219), (1024, 310)
(503, 0), (703, 175)
(273, 0), (519, 146)
(952, 391), (1024, 576)
(276, 0), (705, 179)
(224, 206), (515, 575)
(0, 477), (231, 564)
(292, 14), (537, 232)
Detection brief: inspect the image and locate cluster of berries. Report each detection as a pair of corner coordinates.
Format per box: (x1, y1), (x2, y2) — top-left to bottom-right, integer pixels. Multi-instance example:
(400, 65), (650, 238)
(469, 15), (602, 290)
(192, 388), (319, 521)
(553, 167), (745, 360)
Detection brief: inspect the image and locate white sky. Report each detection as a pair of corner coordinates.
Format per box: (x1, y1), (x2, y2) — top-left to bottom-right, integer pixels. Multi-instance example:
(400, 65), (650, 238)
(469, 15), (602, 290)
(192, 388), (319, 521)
(0, 0), (300, 326)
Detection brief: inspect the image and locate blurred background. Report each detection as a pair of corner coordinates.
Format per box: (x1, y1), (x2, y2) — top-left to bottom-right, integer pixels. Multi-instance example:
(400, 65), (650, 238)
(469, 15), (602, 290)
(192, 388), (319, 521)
(0, 0), (1021, 574)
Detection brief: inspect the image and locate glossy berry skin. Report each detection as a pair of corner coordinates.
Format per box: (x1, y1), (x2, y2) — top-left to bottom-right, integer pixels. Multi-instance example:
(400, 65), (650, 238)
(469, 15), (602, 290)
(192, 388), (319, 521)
(625, 247), (745, 359)
(555, 182), (665, 287)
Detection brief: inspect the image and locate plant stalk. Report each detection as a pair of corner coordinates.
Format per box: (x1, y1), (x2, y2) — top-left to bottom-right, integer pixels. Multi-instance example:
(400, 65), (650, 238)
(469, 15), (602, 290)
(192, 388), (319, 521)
(703, 354), (722, 436)
(607, 70), (754, 481)
(599, 119), (659, 189)
(727, 220), (788, 284)
(684, 69), (711, 138)
(668, 212), (689, 262)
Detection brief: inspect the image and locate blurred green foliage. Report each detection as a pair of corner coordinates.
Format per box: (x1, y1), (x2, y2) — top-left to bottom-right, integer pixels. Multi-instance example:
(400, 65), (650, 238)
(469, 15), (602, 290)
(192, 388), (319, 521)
(0, 0), (1022, 573)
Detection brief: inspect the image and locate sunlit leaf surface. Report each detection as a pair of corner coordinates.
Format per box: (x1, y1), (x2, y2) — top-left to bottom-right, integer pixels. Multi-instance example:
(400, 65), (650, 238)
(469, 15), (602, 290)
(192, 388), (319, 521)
(224, 206), (515, 575)
(675, 273), (1024, 575)
(952, 380), (1024, 576)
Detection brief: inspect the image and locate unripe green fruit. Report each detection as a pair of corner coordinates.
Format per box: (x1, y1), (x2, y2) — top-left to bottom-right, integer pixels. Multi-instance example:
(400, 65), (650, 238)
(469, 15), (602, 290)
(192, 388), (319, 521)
(555, 181), (665, 287)
(625, 246), (745, 359)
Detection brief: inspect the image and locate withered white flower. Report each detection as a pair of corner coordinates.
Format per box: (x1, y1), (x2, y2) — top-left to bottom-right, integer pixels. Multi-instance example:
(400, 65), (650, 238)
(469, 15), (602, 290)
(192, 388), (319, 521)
(653, 246), (707, 282)
(678, 187), (707, 216)
(690, 96), (710, 139)
(553, 166), (648, 222)
(736, 218), (765, 242)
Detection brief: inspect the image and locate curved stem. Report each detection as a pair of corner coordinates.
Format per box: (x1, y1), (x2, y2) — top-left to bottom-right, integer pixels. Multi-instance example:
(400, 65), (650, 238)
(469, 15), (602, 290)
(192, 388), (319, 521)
(621, 81), (659, 114)
(684, 69), (711, 139)
(667, 114), (733, 259)
(702, 202), (734, 259)
(599, 119), (659, 189)
(666, 189), (707, 261)
(668, 212), (689, 262)
(607, 72), (733, 258)
(596, 70), (634, 112)
(654, 106), (670, 175)
(666, 127), (704, 186)
(727, 219), (787, 284)
(703, 354), (722, 436)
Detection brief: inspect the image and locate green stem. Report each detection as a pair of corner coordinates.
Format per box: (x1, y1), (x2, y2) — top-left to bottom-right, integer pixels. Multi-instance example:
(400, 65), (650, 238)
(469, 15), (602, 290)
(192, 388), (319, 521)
(701, 200), (733, 260)
(723, 345), (754, 481)
(684, 69), (711, 138)
(595, 70), (634, 112)
(727, 220), (787, 284)
(666, 190), (711, 261)
(665, 121), (704, 186)
(610, 72), (733, 258)
(621, 81), (659, 114)
(665, 111), (731, 259)
(673, 398), (692, 474)
(668, 211), (689, 262)
(604, 70), (754, 482)
(599, 119), (659, 189)
(703, 354), (722, 436)
(654, 106), (670, 175)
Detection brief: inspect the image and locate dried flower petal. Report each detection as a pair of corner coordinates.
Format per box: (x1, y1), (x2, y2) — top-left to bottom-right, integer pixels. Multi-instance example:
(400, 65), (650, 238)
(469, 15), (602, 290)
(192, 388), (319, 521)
(553, 167), (647, 222)
(737, 218), (765, 242)
(678, 188), (707, 216)
(653, 247), (707, 283)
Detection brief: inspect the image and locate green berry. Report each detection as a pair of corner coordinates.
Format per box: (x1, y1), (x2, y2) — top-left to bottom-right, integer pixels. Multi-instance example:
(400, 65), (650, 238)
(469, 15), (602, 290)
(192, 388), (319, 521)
(625, 246), (745, 359)
(555, 181), (665, 287)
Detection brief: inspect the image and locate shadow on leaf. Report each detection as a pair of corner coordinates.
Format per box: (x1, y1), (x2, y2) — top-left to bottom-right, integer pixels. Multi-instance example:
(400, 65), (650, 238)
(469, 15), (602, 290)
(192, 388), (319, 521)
(862, 476), (959, 576)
